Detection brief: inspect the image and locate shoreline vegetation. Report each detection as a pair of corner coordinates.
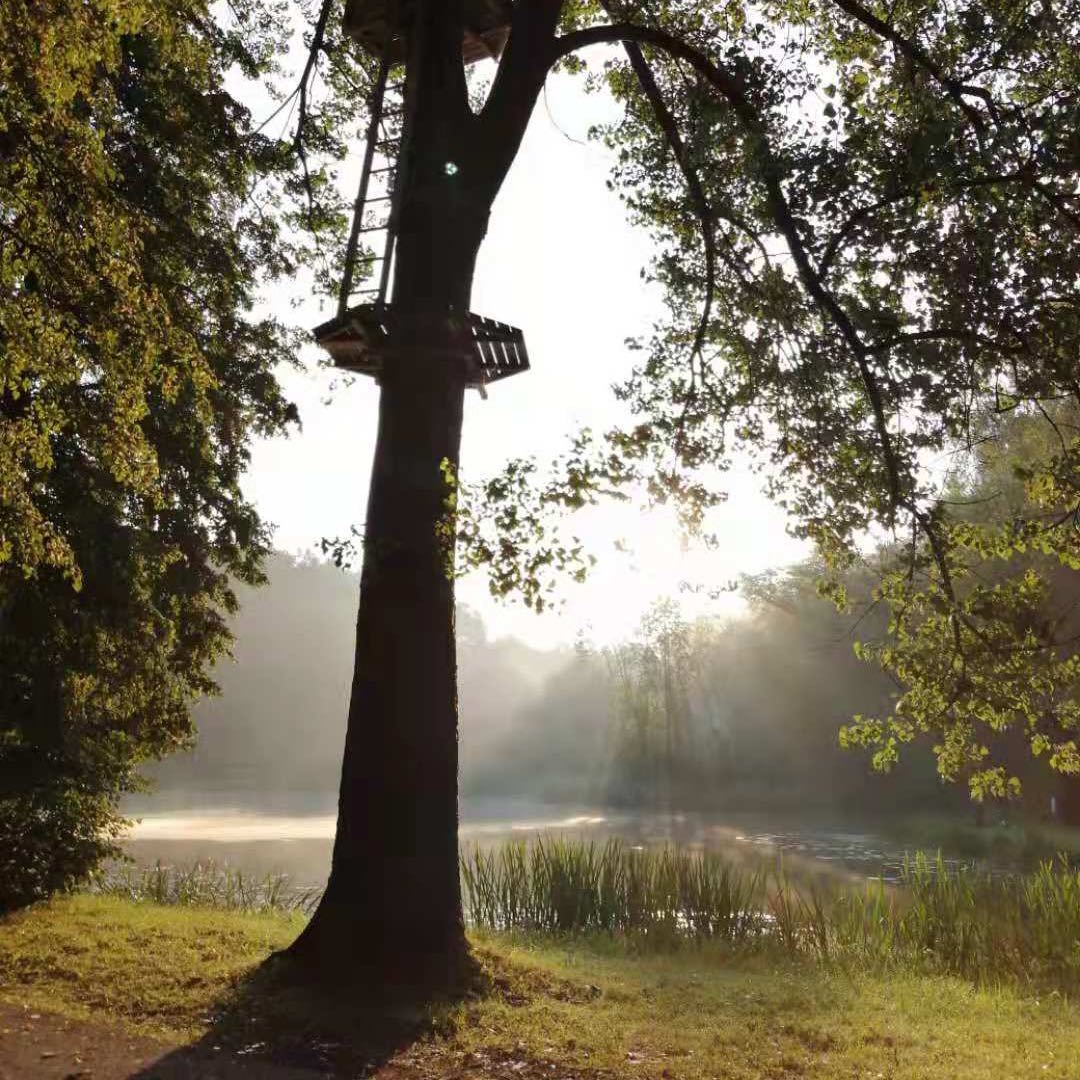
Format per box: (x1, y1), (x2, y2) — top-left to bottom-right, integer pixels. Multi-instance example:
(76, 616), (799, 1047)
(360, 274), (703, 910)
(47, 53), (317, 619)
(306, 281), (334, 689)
(84, 837), (1080, 990)
(2, 882), (1080, 1079)
(461, 841), (1080, 990)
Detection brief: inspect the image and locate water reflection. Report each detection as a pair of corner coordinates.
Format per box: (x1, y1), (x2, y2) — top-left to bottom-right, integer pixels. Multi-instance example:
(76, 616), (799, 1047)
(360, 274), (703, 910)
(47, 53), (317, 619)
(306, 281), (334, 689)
(122, 795), (968, 890)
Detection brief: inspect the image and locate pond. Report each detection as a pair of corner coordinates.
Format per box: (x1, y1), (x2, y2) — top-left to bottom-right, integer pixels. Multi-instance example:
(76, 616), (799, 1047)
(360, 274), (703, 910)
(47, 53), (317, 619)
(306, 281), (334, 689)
(120, 792), (1004, 890)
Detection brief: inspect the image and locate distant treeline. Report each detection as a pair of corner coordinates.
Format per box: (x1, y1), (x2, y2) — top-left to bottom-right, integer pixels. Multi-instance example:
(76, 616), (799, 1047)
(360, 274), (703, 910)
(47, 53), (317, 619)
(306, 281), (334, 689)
(148, 552), (973, 818)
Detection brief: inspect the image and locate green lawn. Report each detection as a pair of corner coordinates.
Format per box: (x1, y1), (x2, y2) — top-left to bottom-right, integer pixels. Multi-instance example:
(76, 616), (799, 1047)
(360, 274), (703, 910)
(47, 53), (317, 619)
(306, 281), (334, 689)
(0, 894), (303, 1036)
(2, 895), (1078, 1079)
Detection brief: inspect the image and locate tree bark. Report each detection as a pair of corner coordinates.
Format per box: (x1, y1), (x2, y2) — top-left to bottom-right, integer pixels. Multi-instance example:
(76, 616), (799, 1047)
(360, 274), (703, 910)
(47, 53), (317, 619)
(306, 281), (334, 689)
(286, 1), (484, 986)
(287, 338), (471, 984)
(287, 0), (564, 988)
(1061, 776), (1080, 828)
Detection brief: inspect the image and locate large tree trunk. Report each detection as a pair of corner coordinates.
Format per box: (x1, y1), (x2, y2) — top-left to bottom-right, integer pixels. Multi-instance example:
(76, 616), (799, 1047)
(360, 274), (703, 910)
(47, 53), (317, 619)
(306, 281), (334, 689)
(287, 0), (562, 988)
(287, 338), (470, 983)
(287, 1), (489, 986)
(1061, 775), (1080, 828)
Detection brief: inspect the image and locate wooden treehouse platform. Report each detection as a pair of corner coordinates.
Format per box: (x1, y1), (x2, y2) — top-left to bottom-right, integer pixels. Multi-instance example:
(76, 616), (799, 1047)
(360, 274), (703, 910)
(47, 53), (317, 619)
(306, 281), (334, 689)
(344, 0), (513, 64)
(318, 2), (530, 392)
(313, 304), (530, 390)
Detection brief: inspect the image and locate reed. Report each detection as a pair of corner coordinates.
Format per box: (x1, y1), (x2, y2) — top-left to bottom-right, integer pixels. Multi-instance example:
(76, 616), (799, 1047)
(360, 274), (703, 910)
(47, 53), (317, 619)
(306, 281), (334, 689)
(88, 859), (321, 915)
(461, 838), (765, 943)
(461, 840), (1080, 987)
(86, 842), (1080, 987)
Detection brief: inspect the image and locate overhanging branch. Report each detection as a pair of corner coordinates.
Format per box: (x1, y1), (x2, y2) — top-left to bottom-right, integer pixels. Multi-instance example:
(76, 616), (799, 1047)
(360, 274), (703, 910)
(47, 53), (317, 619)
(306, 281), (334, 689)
(620, 42), (717, 375)
(556, 21), (948, 562)
(827, 0), (999, 133)
(551, 23), (748, 99)
(550, 17), (1043, 641)
(552, 21), (906, 511)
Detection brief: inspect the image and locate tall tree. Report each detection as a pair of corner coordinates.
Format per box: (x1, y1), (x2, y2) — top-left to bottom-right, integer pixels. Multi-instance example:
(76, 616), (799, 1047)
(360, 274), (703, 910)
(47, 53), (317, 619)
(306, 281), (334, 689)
(457, 1), (1080, 806)
(276, 0), (1080, 983)
(285, 0), (573, 985)
(0, 0), (302, 908)
(605, 599), (697, 809)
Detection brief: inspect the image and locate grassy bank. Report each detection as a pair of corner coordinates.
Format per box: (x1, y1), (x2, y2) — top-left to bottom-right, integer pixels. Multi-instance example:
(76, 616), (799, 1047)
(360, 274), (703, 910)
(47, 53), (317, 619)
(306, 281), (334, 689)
(2, 894), (1080, 1078)
(87, 840), (1080, 991)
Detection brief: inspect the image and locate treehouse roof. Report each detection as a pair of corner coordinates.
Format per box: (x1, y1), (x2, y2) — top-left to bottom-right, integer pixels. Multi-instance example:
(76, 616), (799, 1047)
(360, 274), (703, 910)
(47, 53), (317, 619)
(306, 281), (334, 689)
(344, 0), (513, 65)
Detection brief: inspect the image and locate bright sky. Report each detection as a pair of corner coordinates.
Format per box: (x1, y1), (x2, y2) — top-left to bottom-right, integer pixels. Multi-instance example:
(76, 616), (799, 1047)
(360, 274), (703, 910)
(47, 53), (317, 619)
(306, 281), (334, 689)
(243, 60), (808, 649)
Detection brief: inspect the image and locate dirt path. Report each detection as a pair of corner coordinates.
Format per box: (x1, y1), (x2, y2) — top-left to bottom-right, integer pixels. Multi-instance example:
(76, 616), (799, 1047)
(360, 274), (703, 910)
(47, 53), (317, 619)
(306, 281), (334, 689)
(0, 1003), (584, 1080)
(0, 1003), (335, 1079)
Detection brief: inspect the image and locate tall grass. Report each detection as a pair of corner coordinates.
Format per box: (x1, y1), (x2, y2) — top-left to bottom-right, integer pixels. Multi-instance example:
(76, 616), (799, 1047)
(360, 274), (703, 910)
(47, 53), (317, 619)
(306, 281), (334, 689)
(89, 860), (321, 915)
(462, 838), (765, 943)
(462, 841), (1080, 987)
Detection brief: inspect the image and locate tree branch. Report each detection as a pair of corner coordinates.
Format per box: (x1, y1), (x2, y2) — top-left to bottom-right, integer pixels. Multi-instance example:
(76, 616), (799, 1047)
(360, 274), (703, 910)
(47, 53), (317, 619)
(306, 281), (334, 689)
(819, 167), (1080, 284)
(868, 328), (1027, 356)
(551, 24), (748, 99)
(474, 0), (564, 198)
(292, 0), (334, 237)
(620, 41), (716, 375)
(826, 0), (1000, 133)
(554, 23), (904, 501)
(552, 17), (985, 627)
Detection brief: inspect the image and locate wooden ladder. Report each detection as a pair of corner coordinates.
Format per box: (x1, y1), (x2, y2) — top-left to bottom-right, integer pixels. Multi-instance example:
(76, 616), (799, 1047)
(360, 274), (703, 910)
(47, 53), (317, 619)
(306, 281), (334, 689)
(337, 56), (408, 316)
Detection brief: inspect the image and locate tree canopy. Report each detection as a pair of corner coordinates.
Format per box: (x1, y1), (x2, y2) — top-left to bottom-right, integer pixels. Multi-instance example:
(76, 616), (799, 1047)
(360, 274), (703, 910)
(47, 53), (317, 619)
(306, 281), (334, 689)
(0, 0), (304, 905)
(274, 0), (1080, 805)
(448, 0), (1080, 801)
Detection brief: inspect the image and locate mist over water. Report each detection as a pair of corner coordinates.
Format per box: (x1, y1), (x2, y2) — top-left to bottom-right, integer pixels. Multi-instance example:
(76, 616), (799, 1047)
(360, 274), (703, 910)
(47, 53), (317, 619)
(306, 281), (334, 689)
(127, 554), (1076, 889)
(123, 796), (996, 892)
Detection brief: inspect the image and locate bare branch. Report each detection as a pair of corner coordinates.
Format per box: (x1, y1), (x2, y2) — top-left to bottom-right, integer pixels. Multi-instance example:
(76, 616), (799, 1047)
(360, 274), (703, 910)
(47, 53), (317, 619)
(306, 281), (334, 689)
(292, 0), (334, 236)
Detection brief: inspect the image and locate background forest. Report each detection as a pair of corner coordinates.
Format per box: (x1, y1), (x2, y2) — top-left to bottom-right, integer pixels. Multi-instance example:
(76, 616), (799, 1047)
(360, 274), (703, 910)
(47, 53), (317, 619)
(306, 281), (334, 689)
(145, 551), (959, 817)
(152, 404), (1080, 826)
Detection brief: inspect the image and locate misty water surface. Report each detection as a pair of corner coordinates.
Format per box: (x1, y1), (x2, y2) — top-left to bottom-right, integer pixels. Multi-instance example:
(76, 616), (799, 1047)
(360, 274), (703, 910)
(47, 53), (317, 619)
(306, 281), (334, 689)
(121, 793), (958, 889)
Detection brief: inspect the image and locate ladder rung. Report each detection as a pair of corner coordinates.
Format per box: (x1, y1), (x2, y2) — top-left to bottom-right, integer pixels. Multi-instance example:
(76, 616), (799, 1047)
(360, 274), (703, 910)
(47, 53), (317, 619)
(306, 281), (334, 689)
(371, 165), (396, 176)
(364, 195), (392, 204)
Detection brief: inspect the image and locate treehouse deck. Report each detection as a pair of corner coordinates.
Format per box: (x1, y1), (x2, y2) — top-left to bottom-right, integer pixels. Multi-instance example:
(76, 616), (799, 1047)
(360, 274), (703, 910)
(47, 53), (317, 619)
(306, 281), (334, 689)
(343, 0), (513, 64)
(313, 304), (530, 390)
(320, 1), (529, 392)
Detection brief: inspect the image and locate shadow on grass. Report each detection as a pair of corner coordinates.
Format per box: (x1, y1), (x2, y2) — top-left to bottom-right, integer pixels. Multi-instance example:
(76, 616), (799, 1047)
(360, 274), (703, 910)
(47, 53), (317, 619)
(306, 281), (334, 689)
(128, 952), (483, 1079)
